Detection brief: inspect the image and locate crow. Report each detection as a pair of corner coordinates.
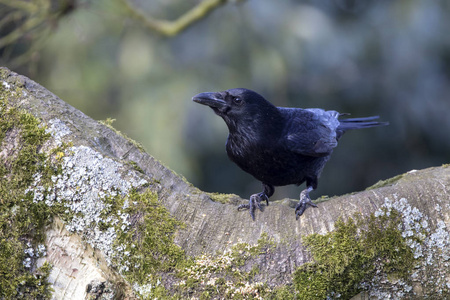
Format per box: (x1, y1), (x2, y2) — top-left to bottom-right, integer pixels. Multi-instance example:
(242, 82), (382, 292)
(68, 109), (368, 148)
(192, 88), (388, 220)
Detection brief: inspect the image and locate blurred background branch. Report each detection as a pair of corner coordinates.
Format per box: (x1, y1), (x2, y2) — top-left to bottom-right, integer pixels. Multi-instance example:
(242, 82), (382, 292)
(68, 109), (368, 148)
(0, 0), (244, 72)
(121, 0), (242, 37)
(0, 0), (76, 73)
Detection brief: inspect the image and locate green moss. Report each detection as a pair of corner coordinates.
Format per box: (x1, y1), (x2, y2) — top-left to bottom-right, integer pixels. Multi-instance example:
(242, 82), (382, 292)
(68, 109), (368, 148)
(293, 210), (417, 300)
(0, 95), (65, 298)
(99, 117), (117, 127)
(265, 285), (295, 300)
(313, 195), (331, 204)
(366, 174), (404, 190)
(231, 232), (276, 263)
(128, 160), (145, 174)
(113, 190), (186, 283)
(173, 232), (276, 299)
(92, 188), (186, 298)
(207, 192), (241, 204)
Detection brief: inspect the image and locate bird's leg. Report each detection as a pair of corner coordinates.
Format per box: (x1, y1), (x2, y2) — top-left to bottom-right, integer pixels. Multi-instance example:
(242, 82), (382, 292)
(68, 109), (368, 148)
(295, 186), (317, 220)
(238, 184), (274, 220)
(237, 193), (267, 221)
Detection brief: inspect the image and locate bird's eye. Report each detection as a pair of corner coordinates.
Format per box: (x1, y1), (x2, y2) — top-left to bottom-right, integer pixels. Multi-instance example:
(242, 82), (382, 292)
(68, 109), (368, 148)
(233, 97), (242, 105)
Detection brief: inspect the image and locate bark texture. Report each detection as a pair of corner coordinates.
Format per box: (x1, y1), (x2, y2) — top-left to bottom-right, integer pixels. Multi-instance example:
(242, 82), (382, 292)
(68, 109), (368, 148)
(1, 67), (449, 299)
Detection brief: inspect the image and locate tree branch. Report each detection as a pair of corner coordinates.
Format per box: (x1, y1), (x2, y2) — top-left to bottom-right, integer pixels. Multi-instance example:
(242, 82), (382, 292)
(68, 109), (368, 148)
(1, 67), (449, 299)
(122, 0), (234, 37)
(0, 0), (39, 12)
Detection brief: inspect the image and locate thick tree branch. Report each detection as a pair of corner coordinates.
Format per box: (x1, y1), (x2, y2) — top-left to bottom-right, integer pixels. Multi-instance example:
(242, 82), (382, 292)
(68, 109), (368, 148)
(1, 67), (449, 299)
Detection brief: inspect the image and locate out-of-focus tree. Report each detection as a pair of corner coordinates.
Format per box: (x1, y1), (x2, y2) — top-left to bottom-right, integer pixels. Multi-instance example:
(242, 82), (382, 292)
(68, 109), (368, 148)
(0, 0), (246, 75)
(0, 0), (77, 74)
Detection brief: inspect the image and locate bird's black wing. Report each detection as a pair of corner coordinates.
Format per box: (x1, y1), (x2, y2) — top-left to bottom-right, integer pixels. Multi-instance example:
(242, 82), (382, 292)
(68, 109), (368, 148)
(279, 108), (340, 157)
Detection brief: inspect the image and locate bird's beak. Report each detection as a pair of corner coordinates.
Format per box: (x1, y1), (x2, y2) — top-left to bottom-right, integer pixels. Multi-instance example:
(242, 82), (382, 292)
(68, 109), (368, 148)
(192, 92), (227, 110)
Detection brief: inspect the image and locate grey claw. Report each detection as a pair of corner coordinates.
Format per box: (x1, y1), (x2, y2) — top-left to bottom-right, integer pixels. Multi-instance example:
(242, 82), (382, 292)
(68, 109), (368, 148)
(295, 202), (317, 220)
(237, 204), (250, 210)
(237, 194), (266, 221)
(295, 187), (317, 220)
(260, 193), (269, 206)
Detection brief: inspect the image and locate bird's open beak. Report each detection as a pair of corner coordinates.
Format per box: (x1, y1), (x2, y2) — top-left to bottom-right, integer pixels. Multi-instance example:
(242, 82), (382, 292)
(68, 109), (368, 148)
(192, 92), (227, 110)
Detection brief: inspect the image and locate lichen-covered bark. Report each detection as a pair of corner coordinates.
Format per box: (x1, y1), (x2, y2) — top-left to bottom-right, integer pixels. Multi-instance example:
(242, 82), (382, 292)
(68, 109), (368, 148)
(1, 66), (449, 299)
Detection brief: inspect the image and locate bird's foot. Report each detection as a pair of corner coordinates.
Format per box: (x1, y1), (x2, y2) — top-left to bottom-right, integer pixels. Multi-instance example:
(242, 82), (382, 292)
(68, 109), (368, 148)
(295, 187), (317, 220)
(237, 192), (269, 221)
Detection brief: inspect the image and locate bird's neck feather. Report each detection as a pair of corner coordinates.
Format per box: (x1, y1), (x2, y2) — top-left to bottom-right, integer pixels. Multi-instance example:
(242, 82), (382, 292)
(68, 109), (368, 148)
(225, 108), (283, 155)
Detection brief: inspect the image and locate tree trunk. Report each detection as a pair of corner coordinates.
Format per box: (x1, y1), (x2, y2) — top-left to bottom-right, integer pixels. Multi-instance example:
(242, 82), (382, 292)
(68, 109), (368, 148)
(1, 66), (449, 299)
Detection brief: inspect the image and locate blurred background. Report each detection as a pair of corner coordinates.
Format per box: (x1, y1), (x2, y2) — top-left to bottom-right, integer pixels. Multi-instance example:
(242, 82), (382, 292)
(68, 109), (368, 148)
(1, 0), (449, 200)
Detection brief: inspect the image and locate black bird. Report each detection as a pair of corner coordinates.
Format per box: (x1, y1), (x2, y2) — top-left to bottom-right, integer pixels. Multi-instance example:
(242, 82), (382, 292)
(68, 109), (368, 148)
(192, 88), (388, 220)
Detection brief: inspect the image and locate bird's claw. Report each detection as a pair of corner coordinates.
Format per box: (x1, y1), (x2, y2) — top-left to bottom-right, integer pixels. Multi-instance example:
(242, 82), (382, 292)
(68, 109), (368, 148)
(237, 193), (268, 221)
(295, 188), (317, 220)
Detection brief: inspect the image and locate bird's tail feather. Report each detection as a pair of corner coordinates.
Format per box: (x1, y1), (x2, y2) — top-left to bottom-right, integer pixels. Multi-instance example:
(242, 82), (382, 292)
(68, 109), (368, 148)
(338, 116), (389, 131)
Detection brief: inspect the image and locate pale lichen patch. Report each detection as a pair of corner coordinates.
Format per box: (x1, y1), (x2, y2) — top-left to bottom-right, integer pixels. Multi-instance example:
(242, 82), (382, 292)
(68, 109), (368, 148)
(2, 80), (11, 89)
(368, 196), (450, 298)
(27, 145), (149, 265)
(45, 118), (71, 146)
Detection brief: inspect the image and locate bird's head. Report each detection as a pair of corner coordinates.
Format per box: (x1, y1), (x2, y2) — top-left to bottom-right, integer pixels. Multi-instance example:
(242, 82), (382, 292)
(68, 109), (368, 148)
(192, 88), (278, 132)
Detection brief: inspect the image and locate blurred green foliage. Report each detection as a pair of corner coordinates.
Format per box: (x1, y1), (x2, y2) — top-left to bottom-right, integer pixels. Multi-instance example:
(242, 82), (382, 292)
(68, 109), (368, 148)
(1, 0), (449, 200)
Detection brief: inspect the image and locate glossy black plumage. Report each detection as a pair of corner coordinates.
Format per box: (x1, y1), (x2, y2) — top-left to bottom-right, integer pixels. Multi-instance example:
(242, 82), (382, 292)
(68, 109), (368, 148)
(193, 88), (388, 220)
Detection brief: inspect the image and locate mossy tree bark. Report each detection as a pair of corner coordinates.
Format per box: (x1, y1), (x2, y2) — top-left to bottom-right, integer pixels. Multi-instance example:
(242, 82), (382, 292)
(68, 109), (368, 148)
(1, 66), (449, 299)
